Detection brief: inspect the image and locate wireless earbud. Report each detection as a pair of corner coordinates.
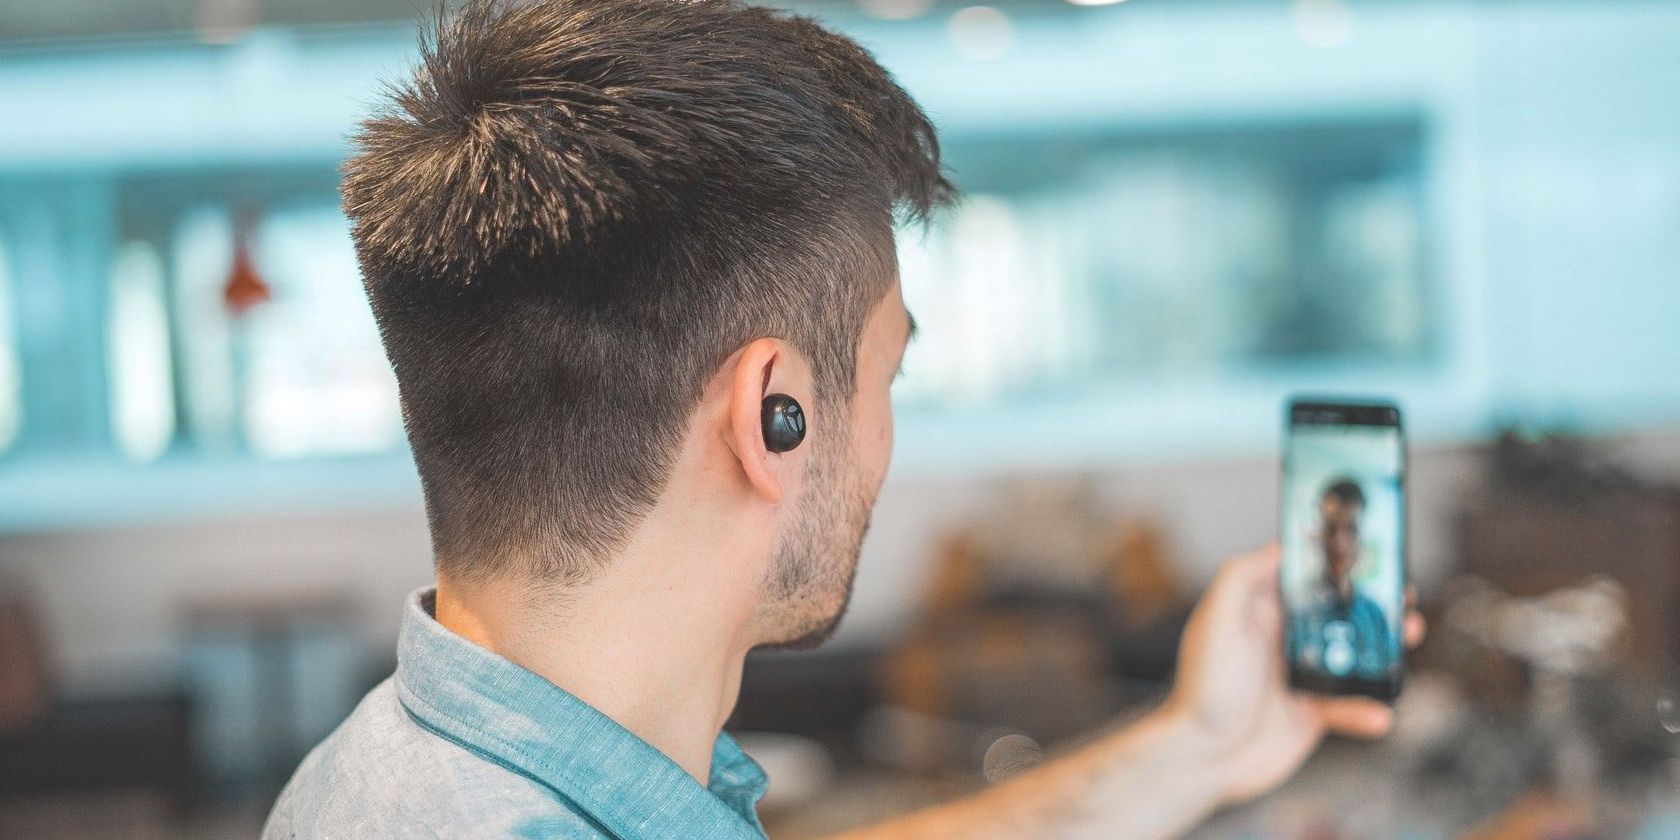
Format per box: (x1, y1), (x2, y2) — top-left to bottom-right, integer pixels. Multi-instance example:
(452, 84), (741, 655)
(761, 394), (806, 453)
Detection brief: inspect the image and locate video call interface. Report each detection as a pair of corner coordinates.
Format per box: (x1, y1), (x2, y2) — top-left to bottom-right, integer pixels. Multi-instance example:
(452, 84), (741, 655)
(1282, 422), (1404, 682)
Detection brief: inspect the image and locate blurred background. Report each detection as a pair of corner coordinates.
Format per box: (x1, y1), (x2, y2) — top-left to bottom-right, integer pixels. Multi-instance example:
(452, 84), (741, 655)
(2, 0), (1680, 837)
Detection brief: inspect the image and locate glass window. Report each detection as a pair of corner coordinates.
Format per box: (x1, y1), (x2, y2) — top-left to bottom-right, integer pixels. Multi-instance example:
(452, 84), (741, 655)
(173, 207), (240, 452)
(0, 234), (19, 454)
(241, 206), (402, 458)
(897, 119), (1432, 409)
(108, 241), (177, 462)
(173, 203), (401, 459)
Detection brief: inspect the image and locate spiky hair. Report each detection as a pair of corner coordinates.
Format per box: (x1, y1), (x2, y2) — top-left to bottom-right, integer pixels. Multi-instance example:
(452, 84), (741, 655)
(345, 0), (952, 284)
(1322, 478), (1366, 508)
(343, 0), (953, 584)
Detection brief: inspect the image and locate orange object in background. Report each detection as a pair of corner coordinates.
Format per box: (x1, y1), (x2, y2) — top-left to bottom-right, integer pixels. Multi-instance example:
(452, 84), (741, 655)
(223, 231), (271, 316)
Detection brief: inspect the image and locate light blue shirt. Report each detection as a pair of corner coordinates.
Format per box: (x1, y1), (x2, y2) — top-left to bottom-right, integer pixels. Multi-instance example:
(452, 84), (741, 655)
(1288, 584), (1395, 680)
(264, 589), (769, 839)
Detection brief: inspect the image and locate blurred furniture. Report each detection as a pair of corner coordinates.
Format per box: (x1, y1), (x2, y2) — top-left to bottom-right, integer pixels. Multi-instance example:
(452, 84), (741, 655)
(1407, 431), (1680, 834)
(875, 478), (1192, 773)
(730, 647), (883, 739)
(0, 585), (49, 729)
(179, 592), (366, 802)
(0, 587), (194, 813)
(0, 692), (195, 812)
(1458, 432), (1680, 670)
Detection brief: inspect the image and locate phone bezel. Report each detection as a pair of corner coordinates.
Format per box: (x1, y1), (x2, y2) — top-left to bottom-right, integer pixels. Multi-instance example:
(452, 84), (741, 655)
(1280, 397), (1407, 702)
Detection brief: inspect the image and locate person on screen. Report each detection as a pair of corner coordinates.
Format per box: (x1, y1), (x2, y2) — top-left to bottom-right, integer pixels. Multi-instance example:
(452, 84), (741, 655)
(1294, 478), (1393, 679)
(264, 2), (1419, 838)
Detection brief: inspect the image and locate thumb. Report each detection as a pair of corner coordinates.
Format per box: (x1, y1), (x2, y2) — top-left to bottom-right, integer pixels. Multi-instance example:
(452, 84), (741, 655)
(1312, 697), (1394, 739)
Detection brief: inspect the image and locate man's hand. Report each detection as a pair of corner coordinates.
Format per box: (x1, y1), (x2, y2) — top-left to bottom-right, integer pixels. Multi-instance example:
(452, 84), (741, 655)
(1163, 544), (1426, 805)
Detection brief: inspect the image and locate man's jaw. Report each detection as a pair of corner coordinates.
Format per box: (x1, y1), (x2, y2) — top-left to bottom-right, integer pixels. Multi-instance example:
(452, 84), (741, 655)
(754, 557), (860, 652)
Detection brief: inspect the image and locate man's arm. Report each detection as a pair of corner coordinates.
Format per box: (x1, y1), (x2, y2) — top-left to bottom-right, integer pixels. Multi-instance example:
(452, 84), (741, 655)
(834, 546), (1423, 840)
(833, 703), (1229, 840)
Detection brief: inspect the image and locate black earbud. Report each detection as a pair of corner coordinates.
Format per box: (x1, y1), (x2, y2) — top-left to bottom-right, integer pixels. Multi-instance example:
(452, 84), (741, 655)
(761, 394), (806, 453)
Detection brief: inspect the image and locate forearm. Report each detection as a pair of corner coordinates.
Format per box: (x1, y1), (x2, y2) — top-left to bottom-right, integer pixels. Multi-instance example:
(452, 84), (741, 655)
(830, 704), (1229, 840)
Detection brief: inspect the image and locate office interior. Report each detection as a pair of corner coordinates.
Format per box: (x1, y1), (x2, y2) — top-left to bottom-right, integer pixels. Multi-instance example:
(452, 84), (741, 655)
(2, 0), (1680, 837)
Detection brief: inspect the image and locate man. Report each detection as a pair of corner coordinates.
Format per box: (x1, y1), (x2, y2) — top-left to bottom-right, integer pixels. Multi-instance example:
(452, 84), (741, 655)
(1290, 478), (1394, 680)
(265, 1), (1421, 837)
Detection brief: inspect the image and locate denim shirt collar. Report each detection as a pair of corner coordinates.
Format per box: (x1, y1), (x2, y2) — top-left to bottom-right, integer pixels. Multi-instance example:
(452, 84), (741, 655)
(393, 588), (768, 840)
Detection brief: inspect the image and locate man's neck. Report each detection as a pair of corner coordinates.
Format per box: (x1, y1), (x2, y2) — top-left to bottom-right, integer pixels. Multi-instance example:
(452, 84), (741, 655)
(434, 547), (760, 786)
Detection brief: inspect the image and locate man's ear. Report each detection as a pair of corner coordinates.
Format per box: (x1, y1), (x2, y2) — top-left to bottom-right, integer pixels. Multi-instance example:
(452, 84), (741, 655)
(724, 337), (811, 505)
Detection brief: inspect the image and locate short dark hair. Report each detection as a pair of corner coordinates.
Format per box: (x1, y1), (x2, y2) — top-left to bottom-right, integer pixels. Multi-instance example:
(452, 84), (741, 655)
(1322, 477), (1366, 509)
(345, 0), (953, 584)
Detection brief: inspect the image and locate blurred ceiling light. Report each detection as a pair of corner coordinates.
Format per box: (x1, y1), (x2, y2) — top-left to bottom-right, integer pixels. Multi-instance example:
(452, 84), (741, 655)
(859, 0), (936, 21)
(949, 6), (1014, 62)
(1293, 0), (1352, 49)
(1064, 0), (1129, 7)
(194, 0), (263, 44)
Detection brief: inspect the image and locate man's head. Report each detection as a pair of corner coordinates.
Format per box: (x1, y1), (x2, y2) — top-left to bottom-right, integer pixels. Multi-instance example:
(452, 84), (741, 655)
(1318, 478), (1365, 590)
(345, 0), (951, 644)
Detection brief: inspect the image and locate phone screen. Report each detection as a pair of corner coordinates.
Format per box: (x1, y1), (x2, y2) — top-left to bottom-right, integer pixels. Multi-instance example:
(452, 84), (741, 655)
(1280, 399), (1405, 700)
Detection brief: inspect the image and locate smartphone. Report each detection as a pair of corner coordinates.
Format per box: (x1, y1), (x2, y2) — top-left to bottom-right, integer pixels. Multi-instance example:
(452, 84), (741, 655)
(1280, 398), (1406, 701)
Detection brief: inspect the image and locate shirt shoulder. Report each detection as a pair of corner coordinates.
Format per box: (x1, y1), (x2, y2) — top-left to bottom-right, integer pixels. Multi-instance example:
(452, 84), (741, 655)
(1351, 593), (1393, 636)
(1350, 591), (1388, 623)
(264, 679), (608, 840)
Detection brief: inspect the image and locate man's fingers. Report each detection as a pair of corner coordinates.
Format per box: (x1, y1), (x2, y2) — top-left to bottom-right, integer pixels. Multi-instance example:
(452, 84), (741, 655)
(1314, 698), (1394, 739)
(1237, 542), (1281, 593)
(1202, 543), (1280, 616)
(1219, 543), (1279, 588)
(1404, 610), (1426, 648)
(1402, 585), (1426, 648)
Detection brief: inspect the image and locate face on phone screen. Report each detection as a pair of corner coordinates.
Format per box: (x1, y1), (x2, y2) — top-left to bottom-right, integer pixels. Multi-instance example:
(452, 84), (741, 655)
(1281, 404), (1404, 698)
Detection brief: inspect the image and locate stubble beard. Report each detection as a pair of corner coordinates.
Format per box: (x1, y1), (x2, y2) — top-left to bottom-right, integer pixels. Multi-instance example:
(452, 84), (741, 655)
(754, 432), (875, 652)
